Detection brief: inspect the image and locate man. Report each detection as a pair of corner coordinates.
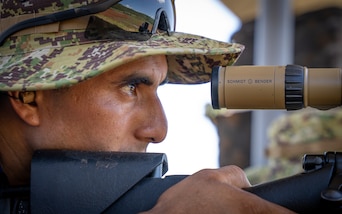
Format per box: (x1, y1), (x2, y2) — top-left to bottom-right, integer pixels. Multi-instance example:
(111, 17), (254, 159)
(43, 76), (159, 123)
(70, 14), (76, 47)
(0, 0), (293, 213)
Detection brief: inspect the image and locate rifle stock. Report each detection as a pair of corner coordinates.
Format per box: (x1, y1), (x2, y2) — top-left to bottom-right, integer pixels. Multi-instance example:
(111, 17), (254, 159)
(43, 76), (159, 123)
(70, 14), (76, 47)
(1, 150), (341, 213)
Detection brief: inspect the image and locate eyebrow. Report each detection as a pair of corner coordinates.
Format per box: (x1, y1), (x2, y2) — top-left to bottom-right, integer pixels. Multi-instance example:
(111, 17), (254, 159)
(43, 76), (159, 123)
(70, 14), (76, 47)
(120, 74), (168, 86)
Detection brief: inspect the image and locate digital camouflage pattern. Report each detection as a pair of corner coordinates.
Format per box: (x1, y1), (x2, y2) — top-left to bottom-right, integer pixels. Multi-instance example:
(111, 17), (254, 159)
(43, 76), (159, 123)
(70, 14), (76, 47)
(245, 108), (342, 184)
(0, 0), (244, 91)
(0, 0), (102, 18)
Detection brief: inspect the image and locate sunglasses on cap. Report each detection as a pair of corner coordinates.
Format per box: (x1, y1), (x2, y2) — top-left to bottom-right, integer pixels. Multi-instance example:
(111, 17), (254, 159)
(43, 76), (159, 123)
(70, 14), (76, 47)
(0, 0), (176, 46)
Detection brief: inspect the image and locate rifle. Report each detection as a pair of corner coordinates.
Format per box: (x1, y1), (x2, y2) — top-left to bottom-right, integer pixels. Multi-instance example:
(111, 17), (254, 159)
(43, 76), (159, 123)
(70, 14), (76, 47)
(1, 149), (341, 213)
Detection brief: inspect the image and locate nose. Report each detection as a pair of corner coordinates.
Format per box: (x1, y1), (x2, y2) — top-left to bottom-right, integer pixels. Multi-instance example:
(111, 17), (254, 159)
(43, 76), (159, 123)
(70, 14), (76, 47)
(135, 95), (168, 144)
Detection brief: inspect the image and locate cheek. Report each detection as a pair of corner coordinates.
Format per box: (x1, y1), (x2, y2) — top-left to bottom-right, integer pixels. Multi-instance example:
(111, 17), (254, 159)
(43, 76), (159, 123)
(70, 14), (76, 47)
(38, 96), (131, 151)
(65, 100), (130, 150)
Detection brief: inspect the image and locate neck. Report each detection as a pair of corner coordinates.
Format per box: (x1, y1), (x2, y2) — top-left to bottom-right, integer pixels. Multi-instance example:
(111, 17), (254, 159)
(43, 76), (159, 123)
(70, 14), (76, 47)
(0, 131), (32, 186)
(0, 104), (33, 186)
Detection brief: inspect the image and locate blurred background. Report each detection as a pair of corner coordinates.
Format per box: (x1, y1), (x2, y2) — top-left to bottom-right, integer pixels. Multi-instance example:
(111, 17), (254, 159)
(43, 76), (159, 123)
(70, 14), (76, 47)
(148, 0), (342, 183)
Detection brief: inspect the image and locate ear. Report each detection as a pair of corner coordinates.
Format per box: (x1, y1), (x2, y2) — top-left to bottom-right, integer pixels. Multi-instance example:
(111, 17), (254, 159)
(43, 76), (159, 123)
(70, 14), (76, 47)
(8, 91), (40, 126)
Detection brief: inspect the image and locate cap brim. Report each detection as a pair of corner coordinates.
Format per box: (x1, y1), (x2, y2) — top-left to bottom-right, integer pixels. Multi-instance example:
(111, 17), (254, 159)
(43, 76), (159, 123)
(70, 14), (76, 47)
(0, 32), (244, 91)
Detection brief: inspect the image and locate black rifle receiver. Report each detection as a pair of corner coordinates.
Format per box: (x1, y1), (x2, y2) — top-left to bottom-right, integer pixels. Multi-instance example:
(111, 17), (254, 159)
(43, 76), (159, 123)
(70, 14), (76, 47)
(0, 150), (341, 213)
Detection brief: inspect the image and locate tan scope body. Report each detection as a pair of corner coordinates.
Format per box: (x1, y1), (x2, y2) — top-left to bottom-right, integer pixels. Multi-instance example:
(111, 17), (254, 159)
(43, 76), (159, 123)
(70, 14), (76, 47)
(211, 65), (342, 110)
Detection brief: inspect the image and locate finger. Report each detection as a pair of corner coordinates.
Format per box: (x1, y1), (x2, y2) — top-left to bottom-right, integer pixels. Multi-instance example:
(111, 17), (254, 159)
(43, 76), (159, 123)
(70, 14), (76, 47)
(215, 165), (252, 188)
(191, 165), (251, 188)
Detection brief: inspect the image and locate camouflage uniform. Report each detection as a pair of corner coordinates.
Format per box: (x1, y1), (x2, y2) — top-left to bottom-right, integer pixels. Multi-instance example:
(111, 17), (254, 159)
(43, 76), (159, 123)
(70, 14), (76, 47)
(245, 108), (342, 185)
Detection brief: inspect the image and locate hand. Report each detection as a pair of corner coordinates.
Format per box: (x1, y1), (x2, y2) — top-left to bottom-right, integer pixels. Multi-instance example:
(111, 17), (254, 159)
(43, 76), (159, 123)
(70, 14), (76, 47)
(142, 165), (295, 214)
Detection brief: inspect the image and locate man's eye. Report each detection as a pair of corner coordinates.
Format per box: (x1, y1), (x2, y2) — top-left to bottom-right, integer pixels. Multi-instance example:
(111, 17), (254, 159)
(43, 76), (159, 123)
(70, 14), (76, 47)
(120, 77), (151, 95)
(122, 83), (137, 95)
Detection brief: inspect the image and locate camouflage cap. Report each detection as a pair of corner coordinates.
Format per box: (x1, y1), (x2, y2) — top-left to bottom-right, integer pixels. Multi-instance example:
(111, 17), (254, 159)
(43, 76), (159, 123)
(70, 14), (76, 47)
(0, 0), (244, 91)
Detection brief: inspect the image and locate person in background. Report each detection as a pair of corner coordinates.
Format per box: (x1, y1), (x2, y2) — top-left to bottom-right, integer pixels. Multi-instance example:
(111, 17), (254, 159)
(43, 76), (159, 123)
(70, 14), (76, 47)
(245, 108), (342, 184)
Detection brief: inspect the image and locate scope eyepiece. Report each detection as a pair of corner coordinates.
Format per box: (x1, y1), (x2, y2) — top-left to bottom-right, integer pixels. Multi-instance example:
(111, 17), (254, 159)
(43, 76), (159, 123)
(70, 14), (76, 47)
(211, 66), (221, 110)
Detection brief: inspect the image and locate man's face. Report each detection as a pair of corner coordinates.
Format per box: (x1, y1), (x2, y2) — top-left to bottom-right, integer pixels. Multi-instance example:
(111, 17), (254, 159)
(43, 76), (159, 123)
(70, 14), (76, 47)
(31, 55), (168, 152)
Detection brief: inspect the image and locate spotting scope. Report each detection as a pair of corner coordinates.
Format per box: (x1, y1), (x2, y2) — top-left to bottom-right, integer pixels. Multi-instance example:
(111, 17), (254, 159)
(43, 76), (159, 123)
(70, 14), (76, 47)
(211, 64), (342, 110)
